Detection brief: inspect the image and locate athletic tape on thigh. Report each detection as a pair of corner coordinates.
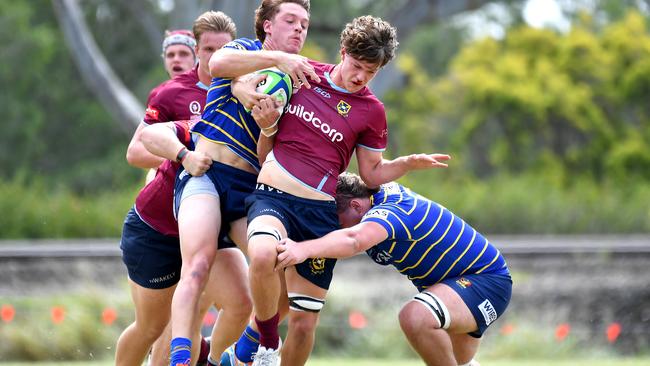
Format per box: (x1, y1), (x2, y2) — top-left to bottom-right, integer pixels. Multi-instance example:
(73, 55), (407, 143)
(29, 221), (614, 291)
(413, 292), (451, 329)
(288, 292), (325, 313)
(247, 225), (282, 242)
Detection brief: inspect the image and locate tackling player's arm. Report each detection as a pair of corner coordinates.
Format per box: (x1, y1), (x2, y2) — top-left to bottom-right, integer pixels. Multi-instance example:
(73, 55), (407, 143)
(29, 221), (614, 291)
(140, 122), (212, 176)
(356, 148), (451, 188)
(209, 48), (319, 89)
(275, 222), (388, 270)
(126, 123), (166, 169)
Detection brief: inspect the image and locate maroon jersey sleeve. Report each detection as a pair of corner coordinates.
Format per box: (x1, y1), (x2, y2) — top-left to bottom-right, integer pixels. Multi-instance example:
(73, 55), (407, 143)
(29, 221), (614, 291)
(143, 86), (174, 124)
(356, 99), (388, 151)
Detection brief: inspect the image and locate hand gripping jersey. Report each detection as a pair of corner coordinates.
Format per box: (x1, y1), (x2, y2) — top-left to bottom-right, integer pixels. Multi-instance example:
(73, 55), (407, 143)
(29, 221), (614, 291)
(191, 38), (265, 171)
(134, 122), (194, 237)
(272, 60), (388, 197)
(361, 183), (510, 291)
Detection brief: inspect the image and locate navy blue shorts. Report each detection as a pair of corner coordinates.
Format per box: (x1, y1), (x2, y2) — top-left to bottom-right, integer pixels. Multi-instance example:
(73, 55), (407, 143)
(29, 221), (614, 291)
(175, 160), (258, 226)
(120, 207), (182, 289)
(440, 273), (512, 337)
(120, 207), (236, 289)
(245, 184), (339, 290)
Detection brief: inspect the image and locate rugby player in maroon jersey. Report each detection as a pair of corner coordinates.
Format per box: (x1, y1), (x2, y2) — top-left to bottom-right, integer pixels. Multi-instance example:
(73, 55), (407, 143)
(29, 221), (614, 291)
(116, 11), (248, 366)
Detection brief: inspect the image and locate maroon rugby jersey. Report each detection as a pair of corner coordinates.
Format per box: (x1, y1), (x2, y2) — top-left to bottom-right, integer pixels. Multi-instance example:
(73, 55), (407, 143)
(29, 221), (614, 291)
(273, 60), (388, 197)
(145, 82), (164, 105)
(135, 66), (208, 236)
(143, 66), (207, 126)
(134, 121), (192, 237)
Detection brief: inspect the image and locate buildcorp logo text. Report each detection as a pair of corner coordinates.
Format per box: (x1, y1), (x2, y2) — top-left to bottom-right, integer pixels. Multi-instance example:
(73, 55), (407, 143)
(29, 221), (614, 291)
(285, 104), (344, 142)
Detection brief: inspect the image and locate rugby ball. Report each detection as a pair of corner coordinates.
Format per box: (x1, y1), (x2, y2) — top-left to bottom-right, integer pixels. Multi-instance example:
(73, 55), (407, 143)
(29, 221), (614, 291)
(250, 68), (292, 113)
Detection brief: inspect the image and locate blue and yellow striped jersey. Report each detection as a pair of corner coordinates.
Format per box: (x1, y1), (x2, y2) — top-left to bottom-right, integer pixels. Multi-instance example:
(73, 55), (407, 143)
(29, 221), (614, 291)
(191, 38), (263, 171)
(362, 183), (509, 291)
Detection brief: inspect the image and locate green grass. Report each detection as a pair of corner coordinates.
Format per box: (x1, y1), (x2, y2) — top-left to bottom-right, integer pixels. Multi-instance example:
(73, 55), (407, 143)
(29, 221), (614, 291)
(2, 358), (650, 366)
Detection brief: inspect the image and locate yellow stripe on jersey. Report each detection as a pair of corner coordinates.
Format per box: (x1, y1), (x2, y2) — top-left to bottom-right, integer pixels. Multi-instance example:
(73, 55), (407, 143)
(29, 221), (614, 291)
(388, 241), (397, 254)
(388, 195), (417, 215)
(438, 230), (477, 281)
(459, 236), (488, 275)
(394, 241), (416, 264)
(395, 206), (442, 264)
(407, 195), (418, 215)
(196, 124), (258, 158)
(400, 215), (455, 272)
(410, 221), (465, 280)
(238, 109), (257, 144)
(416, 205), (445, 241)
(387, 210), (412, 240)
(214, 110), (243, 129)
(208, 82), (231, 93)
(373, 216), (396, 238)
(476, 250), (501, 274)
(205, 94), (229, 109)
(396, 190), (404, 206)
(414, 201), (431, 230)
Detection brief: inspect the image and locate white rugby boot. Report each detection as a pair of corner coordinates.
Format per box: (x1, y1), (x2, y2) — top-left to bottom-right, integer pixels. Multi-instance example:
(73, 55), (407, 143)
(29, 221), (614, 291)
(250, 344), (280, 366)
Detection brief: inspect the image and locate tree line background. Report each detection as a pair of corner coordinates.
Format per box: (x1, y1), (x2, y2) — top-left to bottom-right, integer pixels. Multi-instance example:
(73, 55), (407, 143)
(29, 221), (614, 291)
(2, 0), (650, 238)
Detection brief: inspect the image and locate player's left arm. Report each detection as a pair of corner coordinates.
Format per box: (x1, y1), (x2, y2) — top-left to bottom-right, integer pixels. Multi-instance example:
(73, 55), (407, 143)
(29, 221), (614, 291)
(356, 147), (451, 188)
(275, 222), (388, 270)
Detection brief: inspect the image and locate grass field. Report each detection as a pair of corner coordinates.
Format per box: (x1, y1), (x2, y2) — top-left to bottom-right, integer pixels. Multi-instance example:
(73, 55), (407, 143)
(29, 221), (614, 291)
(3, 358), (650, 366)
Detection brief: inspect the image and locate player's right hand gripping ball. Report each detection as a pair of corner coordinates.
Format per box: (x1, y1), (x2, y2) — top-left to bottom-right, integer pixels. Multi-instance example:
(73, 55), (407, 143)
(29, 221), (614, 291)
(252, 68), (293, 114)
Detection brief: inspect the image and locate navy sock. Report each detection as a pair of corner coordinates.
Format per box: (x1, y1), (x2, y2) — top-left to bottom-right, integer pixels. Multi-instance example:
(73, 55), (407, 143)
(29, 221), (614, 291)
(170, 337), (192, 366)
(235, 324), (261, 362)
(255, 313), (280, 349)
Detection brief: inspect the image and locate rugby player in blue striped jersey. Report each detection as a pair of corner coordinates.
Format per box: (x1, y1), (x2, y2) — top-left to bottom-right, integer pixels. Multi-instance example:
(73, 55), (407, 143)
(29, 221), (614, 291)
(276, 173), (512, 366)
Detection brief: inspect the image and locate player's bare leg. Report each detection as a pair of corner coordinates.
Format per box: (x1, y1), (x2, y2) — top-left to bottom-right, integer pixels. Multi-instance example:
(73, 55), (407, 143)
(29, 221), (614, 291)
(204, 247), (252, 362)
(248, 216), (287, 349)
(115, 281), (175, 366)
(171, 193), (222, 365)
(398, 283), (478, 366)
(280, 266), (328, 365)
(450, 333), (481, 366)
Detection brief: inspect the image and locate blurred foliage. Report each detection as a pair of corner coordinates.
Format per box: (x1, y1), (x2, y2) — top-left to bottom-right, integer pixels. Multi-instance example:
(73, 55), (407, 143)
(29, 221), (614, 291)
(0, 177), (138, 238)
(386, 10), (650, 183)
(0, 291), (132, 362)
(0, 1), (142, 194)
(0, 290), (635, 362)
(2, 172), (649, 238)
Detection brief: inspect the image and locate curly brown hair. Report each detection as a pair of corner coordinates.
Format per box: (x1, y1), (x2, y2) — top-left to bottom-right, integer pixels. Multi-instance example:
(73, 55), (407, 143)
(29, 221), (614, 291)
(254, 0), (311, 42)
(193, 11), (237, 44)
(340, 15), (398, 67)
(336, 172), (380, 213)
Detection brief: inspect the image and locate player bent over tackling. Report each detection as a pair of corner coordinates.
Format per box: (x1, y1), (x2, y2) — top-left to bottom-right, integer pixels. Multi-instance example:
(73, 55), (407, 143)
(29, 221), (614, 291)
(276, 173), (512, 366)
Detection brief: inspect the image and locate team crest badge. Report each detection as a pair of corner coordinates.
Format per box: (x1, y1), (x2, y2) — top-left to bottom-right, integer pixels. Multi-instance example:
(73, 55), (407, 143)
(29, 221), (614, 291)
(189, 100), (202, 115)
(456, 278), (472, 288)
(336, 100), (351, 116)
(310, 258), (326, 275)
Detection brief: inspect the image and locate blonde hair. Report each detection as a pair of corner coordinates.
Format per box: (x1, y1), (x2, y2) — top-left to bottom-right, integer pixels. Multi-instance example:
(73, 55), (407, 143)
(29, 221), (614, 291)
(193, 11), (237, 43)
